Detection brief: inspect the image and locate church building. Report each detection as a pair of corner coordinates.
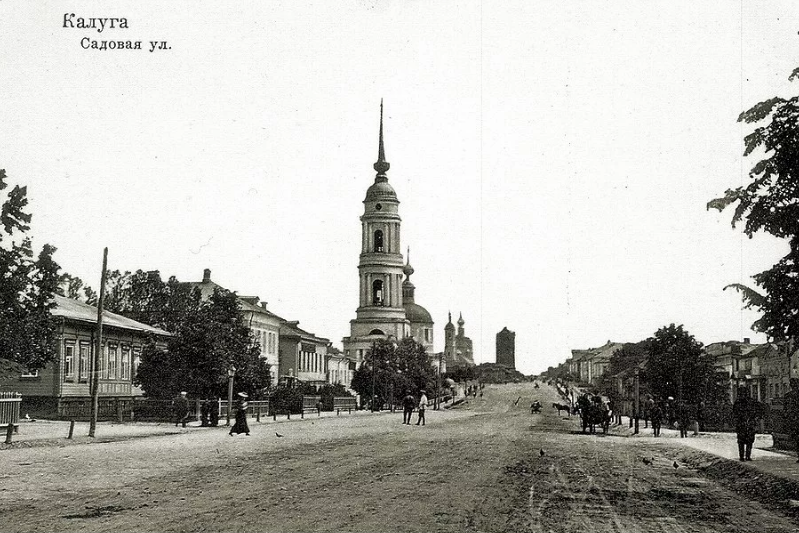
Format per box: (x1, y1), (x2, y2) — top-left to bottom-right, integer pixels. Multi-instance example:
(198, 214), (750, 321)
(444, 312), (475, 369)
(342, 104), (434, 365)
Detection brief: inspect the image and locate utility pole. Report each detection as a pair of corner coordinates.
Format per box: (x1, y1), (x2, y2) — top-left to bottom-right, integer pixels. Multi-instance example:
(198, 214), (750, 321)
(89, 247), (107, 438)
(633, 368), (640, 434)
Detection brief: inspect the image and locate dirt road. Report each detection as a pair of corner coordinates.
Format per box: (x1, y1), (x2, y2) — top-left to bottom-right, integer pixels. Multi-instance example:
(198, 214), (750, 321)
(2, 383), (799, 532)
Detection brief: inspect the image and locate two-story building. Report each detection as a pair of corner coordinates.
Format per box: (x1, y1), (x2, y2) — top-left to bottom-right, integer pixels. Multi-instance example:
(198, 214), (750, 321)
(278, 321), (329, 387)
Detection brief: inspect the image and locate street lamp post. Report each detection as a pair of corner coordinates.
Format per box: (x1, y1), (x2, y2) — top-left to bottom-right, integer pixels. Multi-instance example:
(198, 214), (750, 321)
(226, 366), (236, 426)
(371, 356), (377, 412)
(436, 352), (443, 410)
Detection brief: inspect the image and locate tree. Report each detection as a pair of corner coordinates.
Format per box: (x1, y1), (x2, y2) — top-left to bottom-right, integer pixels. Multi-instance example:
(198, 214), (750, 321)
(708, 68), (799, 342)
(351, 337), (436, 408)
(642, 324), (717, 406)
(0, 169), (61, 371)
(135, 288), (270, 399)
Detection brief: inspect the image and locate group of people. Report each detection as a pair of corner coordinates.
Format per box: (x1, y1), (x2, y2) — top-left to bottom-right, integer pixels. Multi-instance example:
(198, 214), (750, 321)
(172, 390), (247, 434)
(401, 389), (428, 425)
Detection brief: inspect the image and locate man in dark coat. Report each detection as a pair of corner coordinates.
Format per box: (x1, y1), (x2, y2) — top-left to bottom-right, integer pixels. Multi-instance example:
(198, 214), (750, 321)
(173, 391), (190, 428)
(650, 400), (663, 437)
(783, 379), (799, 462)
(732, 386), (762, 461)
(401, 390), (415, 425)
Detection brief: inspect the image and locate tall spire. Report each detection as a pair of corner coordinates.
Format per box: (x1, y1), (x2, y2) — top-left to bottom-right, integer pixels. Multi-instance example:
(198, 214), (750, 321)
(373, 99), (390, 177)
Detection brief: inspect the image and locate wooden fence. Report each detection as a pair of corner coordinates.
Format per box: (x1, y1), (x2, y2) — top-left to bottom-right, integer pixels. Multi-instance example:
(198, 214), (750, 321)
(0, 392), (21, 428)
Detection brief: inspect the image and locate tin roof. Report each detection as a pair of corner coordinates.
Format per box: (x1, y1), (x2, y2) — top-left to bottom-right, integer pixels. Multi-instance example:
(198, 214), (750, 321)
(52, 295), (171, 337)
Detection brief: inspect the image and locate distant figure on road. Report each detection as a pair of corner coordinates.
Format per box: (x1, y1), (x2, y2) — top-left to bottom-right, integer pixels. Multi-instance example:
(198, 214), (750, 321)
(173, 391), (190, 428)
(229, 392), (250, 436)
(209, 399), (219, 427)
(784, 379), (799, 462)
(650, 401), (663, 437)
(402, 390), (416, 425)
(200, 400), (210, 427)
(677, 401), (690, 438)
(416, 390), (427, 426)
(732, 387), (761, 461)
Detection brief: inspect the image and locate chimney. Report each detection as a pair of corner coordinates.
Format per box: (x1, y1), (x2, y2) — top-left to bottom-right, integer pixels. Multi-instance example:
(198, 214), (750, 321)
(202, 268), (211, 283)
(744, 337), (751, 344)
(260, 302), (268, 310)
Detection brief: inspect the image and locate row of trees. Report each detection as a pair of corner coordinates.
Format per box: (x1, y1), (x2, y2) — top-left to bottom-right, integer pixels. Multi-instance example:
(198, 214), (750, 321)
(351, 338), (437, 408)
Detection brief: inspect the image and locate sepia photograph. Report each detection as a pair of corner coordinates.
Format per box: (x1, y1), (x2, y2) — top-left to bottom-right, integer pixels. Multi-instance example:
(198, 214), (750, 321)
(2, 1), (799, 531)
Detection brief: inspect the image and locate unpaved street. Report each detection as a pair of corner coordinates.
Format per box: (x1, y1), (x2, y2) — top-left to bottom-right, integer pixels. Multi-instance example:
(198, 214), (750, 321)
(2, 383), (799, 532)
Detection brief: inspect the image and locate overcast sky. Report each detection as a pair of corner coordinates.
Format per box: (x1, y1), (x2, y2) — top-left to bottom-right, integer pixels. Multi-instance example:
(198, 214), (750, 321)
(1, 1), (796, 374)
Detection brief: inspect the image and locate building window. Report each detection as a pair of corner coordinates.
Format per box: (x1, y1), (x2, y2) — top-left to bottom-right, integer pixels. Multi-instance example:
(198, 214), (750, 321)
(372, 279), (384, 306)
(64, 343), (75, 381)
(424, 329), (431, 343)
(374, 230), (384, 252)
(121, 346), (130, 380)
(79, 343), (90, 381)
(133, 347), (141, 378)
(108, 344), (118, 380)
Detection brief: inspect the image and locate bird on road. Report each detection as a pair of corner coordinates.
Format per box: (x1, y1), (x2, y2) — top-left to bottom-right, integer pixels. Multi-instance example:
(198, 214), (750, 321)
(276, 432), (284, 438)
(673, 461), (679, 469)
(513, 397), (521, 406)
(539, 448), (545, 457)
(642, 457), (653, 466)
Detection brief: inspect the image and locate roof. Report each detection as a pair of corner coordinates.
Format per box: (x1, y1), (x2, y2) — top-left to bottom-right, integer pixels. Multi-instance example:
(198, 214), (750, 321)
(279, 321), (329, 344)
(404, 302), (433, 325)
(570, 341), (623, 363)
(52, 295), (171, 337)
(0, 358), (25, 380)
(237, 296), (286, 322)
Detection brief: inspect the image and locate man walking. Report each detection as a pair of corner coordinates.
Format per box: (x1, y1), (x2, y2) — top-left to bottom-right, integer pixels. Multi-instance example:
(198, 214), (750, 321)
(732, 386), (761, 461)
(650, 400), (663, 437)
(402, 390), (415, 425)
(173, 391), (190, 428)
(416, 389), (427, 426)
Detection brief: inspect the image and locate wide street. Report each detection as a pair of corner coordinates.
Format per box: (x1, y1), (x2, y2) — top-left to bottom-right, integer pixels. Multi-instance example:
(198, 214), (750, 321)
(2, 383), (799, 533)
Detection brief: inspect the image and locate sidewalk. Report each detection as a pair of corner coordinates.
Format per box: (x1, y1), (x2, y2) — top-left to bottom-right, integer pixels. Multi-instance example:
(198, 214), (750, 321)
(0, 408), (379, 448)
(612, 415), (799, 488)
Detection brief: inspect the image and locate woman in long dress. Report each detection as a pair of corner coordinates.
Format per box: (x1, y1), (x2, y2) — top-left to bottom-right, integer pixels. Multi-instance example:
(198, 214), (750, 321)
(229, 392), (250, 436)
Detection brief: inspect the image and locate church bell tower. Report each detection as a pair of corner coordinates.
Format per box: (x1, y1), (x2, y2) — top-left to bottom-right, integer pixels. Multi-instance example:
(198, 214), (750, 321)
(342, 102), (410, 365)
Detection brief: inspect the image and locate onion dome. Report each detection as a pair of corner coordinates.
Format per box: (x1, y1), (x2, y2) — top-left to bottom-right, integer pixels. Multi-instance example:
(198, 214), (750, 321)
(445, 311), (455, 331)
(458, 312), (465, 327)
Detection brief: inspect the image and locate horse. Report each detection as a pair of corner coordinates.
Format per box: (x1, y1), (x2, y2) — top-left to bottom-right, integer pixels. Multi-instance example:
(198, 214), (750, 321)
(577, 395), (611, 434)
(552, 402), (571, 417)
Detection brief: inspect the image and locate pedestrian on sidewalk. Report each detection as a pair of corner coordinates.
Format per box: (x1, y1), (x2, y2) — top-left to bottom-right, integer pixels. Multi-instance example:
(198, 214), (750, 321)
(229, 392), (250, 436)
(402, 390), (415, 425)
(782, 379), (799, 462)
(173, 391), (190, 428)
(650, 401), (662, 437)
(416, 390), (427, 426)
(677, 401), (690, 438)
(732, 386), (761, 461)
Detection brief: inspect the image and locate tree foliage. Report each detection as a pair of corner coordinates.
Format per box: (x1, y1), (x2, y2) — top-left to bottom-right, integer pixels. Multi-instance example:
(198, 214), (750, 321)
(0, 169), (61, 371)
(708, 69), (799, 342)
(351, 338), (437, 407)
(135, 288), (270, 399)
(642, 324), (718, 405)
